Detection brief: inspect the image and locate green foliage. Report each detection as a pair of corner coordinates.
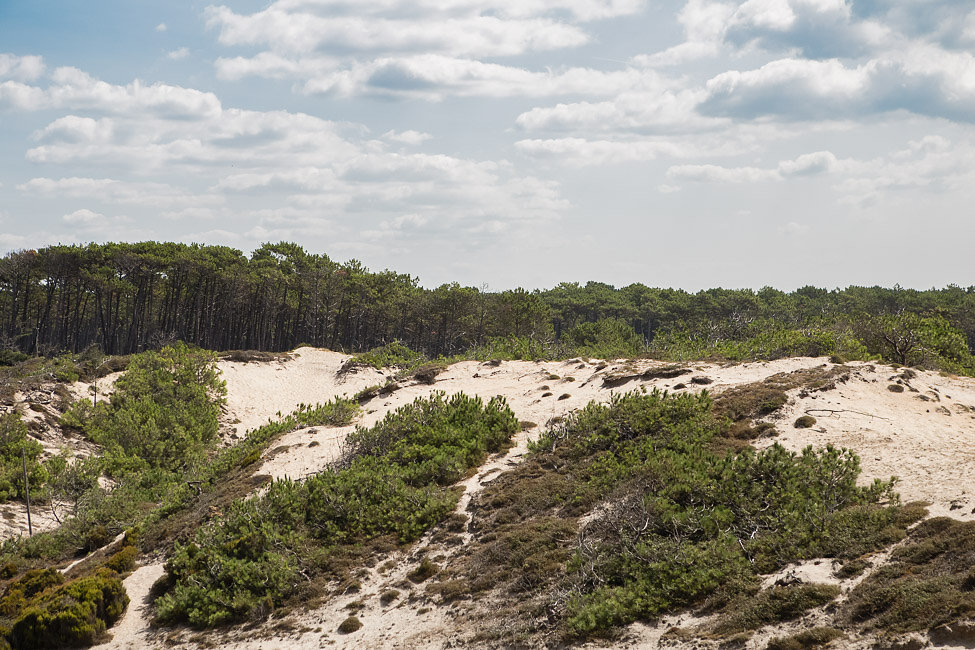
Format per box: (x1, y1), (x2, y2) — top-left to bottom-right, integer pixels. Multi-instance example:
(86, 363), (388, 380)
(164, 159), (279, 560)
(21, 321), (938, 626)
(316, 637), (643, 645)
(346, 341), (426, 370)
(649, 323), (870, 364)
(155, 392), (519, 627)
(563, 318), (646, 360)
(458, 390), (911, 641)
(6, 570), (128, 649)
(467, 336), (555, 361)
(714, 583), (841, 634)
(338, 615), (362, 633)
(104, 546), (137, 575)
(794, 415), (817, 428)
(843, 517), (975, 633)
(406, 558), (439, 584)
(74, 343), (226, 475)
(0, 413), (48, 502)
(0, 570), (64, 618)
(855, 313), (975, 373)
(0, 350), (28, 367)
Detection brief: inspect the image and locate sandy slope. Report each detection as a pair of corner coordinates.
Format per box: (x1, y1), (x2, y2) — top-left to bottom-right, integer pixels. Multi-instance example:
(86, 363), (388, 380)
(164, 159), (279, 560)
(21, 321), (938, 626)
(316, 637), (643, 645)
(8, 350), (975, 649)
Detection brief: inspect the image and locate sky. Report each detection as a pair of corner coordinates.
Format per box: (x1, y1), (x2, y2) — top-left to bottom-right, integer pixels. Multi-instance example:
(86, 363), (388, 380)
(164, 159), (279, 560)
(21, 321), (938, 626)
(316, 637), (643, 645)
(1, 0), (974, 291)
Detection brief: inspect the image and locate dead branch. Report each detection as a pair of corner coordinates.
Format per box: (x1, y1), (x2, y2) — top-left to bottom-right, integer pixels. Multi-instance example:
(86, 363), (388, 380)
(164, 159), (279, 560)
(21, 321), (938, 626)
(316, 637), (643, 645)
(804, 408), (890, 421)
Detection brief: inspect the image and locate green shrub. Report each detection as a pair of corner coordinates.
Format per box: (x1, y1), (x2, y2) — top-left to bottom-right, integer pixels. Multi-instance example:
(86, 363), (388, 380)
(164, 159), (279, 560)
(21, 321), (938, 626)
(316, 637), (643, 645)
(8, 570), (128, 649)
(338, 615), (362, 633)
(407, 558), (439, 584)
(0, 414), (48, 502)
(0, 569), (64, 617)
(794, 415), (816, 428)
(75, 343), (226, 476)
(345, 342), (425, 371)
(714, 583), (841, 634)
(563, 318), (646, 360)
(843, 517), (975, 633)
(0, 351), (28, 367)
(155, 392), (519, 627)
(105, 546), (138, 574)
(454, 389), (908, 641)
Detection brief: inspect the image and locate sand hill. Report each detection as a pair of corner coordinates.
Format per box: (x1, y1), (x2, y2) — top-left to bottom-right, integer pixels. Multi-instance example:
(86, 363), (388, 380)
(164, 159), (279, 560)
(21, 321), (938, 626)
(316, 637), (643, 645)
(3, 349), (974, 649)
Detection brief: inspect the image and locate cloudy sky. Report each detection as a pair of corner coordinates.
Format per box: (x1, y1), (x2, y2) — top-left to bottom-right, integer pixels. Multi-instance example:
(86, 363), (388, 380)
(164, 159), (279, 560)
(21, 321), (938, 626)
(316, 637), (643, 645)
(1, 1), (974, 290)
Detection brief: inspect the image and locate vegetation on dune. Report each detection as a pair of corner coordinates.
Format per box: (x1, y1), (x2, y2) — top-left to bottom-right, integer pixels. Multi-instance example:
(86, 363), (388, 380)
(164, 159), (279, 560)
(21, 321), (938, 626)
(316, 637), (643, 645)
(0, 414), (48, 503)
(1, 242), (975, 374)
(62, 342), (226, 476)
(842, 517), (975, 635)
(0, 344), (359, 647)
(434, 387), (924, 643)
(153, 392), (519, 627)
(0, 565), (130, 650)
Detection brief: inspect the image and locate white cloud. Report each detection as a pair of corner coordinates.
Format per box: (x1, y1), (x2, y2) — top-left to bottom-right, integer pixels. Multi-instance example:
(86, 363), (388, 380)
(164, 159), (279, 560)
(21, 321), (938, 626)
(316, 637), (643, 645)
(666, 149), (842, 184)
(0, 54), (45, 81)
(667, 162), (779, 183)
(300, 55), (649, 99)
(34, 116), (114, 144)
(514, 85), (713, 133)
(155, 23), (168, 32)
(515, 138), (686, 165)
(699, 48), (975, 122)
(780, 221), (810, 235)
(20, 177), (224, 209)
(3, 60), (570, 244)
(778, 150), (837, 175)
(382, 130), (432, 145)
(62, 208), (108, 227)
(659, 138), (975, 213)
(0, 67), (222, 119)
(205, 5), (589, 57)
(167, 48), (190, 61)
(204, 0), (654, 100)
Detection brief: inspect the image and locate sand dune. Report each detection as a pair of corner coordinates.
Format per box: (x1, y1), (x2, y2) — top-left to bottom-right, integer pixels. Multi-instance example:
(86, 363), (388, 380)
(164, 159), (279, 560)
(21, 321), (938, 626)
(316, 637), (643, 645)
(6, 349), (974, 649)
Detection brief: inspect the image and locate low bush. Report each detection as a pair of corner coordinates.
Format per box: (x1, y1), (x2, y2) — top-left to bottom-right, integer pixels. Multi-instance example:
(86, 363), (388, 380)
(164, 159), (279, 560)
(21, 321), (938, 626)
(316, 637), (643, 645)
(714, 583), (841, 634)
(154, 392), (519, 627)
(5, 570), (127, 649)
(104, 546), (137, 575)
(842, 517), (975, 634)
(794, 415), (817, 428)
(343, 342), (426, 371)
(0, 414), (48, 503)
(449, 388), (911, 642)
(407, 558), (439, 584)
(338, 615), (362, 633)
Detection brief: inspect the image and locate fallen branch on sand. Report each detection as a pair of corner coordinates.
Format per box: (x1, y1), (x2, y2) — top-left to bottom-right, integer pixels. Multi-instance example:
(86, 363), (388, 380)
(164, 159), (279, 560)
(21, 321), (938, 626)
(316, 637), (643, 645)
(804, 408), (890, 421)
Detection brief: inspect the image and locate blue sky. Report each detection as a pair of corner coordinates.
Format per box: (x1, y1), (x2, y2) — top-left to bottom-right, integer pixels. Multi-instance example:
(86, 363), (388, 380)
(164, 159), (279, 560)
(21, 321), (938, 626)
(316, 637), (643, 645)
(1, 0), (974, 290)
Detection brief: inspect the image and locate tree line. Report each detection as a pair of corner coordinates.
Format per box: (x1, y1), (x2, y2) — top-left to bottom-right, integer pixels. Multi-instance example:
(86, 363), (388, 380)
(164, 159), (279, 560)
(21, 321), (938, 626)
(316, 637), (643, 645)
(1, 242), (974, 368)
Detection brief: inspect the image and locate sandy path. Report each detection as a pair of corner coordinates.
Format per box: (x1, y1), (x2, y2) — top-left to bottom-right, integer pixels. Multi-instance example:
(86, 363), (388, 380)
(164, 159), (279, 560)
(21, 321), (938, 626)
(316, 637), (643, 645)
(95, 562), (165, 650)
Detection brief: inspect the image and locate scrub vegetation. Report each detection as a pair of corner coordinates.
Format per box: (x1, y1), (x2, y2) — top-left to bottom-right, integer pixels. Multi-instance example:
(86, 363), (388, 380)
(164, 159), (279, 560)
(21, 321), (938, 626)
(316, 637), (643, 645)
(0, 344), (358, 648)
(153, 392), (519, 627)
(434, 387), (924, 644)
